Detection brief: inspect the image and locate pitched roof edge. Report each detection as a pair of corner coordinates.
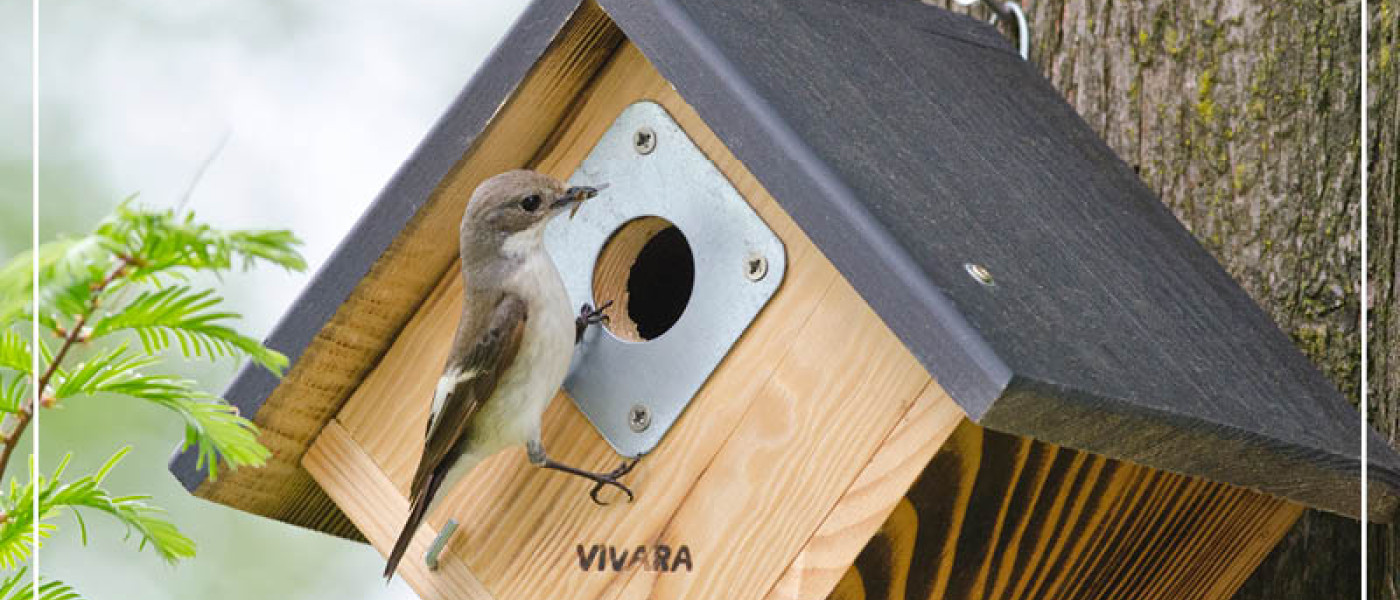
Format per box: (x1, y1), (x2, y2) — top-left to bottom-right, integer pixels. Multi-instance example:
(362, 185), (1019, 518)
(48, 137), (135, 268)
(986, 374), (1399, 522)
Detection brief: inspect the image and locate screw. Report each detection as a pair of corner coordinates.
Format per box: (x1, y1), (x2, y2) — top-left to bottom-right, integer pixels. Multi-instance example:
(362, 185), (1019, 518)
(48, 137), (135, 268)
(964, 263), (995, 287)
(628, 404), (652, 432)
(633, 127), (657, 155)
(745, 253), (768, 282)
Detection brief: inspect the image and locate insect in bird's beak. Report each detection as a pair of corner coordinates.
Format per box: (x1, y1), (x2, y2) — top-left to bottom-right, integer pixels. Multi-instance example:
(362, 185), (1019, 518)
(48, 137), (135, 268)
(557, 184), (608, 218)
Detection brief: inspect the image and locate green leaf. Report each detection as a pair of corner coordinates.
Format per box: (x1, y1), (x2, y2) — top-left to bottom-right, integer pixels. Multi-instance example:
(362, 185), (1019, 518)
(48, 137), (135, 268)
(0, 522), (53, 572)
(0, 237), (108, 327)
(0, 569), (86, 600)
(47, 347), (269, 478)
(28, 579), (85, 600)
(0, 451), (196, 569)
(95, 202), (306, 281)
(88, 286), (288, 374)
(0, 331), (31, 374)
(0, 374), (26, 414)
(0, 569), (23, 597)
(48, 344), (157, 401)
(154, 396), (269, 480)
(0, 200), (298, 576)
(0, 569), (25, 599)
(0, 330), (31, 413)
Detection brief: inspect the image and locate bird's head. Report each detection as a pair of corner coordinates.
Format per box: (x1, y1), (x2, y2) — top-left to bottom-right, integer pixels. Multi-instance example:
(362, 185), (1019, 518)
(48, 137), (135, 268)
(460, 169), (602, 261)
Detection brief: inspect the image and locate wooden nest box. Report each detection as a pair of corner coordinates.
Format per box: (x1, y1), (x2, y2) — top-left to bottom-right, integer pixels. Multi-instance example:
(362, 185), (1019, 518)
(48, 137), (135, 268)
(170, 1), (1399, 598)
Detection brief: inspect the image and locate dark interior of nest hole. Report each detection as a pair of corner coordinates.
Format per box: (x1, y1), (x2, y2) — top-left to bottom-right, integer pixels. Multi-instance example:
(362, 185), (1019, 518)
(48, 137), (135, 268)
(592, 217), (695, 342)
(626, 226), (693, 339)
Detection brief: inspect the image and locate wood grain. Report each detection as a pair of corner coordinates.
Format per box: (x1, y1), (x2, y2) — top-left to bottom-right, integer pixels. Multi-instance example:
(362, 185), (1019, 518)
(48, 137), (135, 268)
(191, 0), (624, 536)
(304, 421), (495, 600)
(766, 383), (965, 600)
(322, 40), (950, 600)
(826, 422), (1305, 600)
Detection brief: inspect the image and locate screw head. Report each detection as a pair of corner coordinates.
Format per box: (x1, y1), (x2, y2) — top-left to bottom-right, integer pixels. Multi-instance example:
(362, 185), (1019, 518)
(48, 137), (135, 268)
(633, 127), (657, 155)
(964, 263), (995, 287)
(628, 404), (652, 432)
(745, 253), (769, 282)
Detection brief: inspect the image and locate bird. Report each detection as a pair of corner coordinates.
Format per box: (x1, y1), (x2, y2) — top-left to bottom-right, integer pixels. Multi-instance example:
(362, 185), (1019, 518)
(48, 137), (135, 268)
(382, 169), (634, 580)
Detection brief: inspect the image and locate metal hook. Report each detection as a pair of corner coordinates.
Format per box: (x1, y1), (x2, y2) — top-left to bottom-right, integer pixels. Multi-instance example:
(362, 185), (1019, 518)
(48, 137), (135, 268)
(952, 0), (1030, 60)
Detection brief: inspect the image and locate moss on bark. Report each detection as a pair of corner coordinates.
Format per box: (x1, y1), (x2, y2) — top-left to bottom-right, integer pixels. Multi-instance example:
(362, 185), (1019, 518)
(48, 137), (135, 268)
(1370, 0), (1398, 596)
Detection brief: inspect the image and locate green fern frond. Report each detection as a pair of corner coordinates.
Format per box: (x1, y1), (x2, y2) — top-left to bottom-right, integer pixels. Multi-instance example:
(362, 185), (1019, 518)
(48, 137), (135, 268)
(153, 396), (269, 480)
(48, 348), (268, 478)
(0, 237), (108, 327)
(0, 374), (27, 414)
(224, 229), (306, 272)
(0, 331), (31, 374)
(0, 201), (303, 574)
(49, 344), (158, 401)
(27, 579), (85, 600)
(88, 286), (288, 374)
(96, 203), (305, 280)
(0, 523), (54, 572)
(0, 568), (23, 598)
(1, 450), (196, 568)
(0, 568), (87, 600)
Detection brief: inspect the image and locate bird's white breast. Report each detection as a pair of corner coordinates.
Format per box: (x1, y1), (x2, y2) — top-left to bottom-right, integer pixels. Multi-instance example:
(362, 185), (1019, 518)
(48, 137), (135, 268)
(466, 245), (575, 455)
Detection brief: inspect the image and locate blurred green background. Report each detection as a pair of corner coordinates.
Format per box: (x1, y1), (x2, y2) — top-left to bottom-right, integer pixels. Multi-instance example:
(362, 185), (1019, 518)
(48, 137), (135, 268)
(0, 0), (530, 597)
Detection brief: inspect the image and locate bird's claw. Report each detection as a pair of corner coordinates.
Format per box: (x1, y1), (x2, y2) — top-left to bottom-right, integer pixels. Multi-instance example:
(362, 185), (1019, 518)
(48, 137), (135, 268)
(579, 300), (613, 325)
(588, 459), (637, 505)
(575, 300), (614, 342)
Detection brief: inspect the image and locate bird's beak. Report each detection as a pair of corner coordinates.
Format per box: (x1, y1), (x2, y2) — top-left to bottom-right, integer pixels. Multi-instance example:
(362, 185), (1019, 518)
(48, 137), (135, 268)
(555, 184), (607, 218)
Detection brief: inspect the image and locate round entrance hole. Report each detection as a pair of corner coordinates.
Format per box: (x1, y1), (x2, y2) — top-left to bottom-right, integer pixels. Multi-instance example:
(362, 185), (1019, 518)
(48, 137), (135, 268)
(592, 216), (695, 342)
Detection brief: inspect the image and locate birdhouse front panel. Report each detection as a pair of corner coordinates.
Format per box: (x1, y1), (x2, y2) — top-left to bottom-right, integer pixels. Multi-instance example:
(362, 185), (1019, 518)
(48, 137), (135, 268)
(169, 1), (1383, 599)
(311, 37), (945, 598)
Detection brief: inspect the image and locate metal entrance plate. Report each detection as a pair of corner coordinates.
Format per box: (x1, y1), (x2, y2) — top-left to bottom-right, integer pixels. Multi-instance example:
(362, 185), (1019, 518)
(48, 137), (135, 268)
(546, 101), (787, 458)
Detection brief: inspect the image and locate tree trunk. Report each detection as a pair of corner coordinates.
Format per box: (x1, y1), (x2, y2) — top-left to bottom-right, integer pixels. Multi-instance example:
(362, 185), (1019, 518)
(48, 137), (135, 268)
(926, 0), (1372, 596)
(1369, 0), (1399, 597)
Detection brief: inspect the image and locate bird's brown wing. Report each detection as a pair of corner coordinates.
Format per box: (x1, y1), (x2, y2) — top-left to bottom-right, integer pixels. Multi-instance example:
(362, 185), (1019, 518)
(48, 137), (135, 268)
(408, 292), (528, 501)
(384, 293), (528, 580)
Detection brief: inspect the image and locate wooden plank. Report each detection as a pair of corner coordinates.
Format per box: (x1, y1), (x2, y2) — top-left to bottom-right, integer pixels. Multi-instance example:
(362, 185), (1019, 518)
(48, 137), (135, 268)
(190, 0), (623, 534)
(765, 383), (965, 600)
(304, 421), (495, 600)
(825, 423), (1305, 600)
(610, 276), (933, 600)
(325, 40), (950, 600)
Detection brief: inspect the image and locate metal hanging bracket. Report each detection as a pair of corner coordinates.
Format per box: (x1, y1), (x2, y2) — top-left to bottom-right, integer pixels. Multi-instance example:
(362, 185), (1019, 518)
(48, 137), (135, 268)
(955, 0), (1030, 60)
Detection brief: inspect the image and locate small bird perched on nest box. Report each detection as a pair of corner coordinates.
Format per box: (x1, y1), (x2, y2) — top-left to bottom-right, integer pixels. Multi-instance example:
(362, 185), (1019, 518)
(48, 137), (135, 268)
(383, 170), (631, 580)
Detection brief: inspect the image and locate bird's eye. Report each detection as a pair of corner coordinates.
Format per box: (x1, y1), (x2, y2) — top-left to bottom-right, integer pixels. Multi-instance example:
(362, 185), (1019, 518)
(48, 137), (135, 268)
(520, 194), (542, 212)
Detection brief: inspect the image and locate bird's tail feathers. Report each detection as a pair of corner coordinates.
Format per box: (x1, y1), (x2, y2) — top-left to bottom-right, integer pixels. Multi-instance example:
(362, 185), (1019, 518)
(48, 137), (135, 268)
(383, 469), (446, 581)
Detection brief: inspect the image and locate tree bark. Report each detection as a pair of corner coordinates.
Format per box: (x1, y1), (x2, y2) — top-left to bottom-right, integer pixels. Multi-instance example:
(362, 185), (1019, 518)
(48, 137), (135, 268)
(926, 0), (1371, 596)
(1369, 0), (1398, 597)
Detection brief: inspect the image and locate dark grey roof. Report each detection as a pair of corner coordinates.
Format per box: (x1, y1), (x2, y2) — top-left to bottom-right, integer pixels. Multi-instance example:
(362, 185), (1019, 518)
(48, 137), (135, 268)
(173, 0), (1397, 520)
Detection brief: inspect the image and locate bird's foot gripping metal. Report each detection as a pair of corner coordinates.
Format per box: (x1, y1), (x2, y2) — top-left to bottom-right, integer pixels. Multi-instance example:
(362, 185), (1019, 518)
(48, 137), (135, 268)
(575, 300), (614, 343)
